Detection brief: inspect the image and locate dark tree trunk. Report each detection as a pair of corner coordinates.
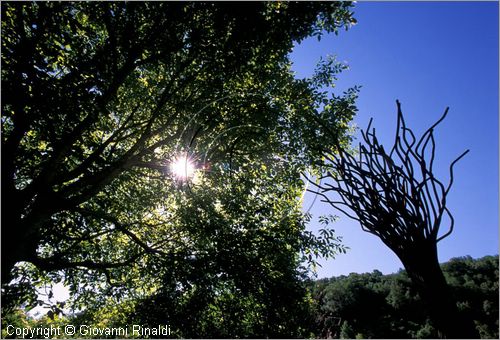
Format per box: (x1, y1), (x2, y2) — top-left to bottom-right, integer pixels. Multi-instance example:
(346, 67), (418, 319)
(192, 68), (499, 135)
(397, 241), (479, 339)
(1, 189), (45, 284)
(2, 188), (25, 283)
(1, 213), (39, 284)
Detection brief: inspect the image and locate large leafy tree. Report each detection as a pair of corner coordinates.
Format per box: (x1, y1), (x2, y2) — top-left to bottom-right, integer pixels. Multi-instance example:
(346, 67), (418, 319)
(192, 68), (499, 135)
(1, 1), (357, 332)
(100, 164), (344, 338)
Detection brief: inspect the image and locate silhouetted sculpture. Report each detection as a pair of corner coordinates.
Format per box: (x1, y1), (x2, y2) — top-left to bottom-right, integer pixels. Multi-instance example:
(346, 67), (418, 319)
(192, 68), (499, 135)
(313, 101), (478, 338)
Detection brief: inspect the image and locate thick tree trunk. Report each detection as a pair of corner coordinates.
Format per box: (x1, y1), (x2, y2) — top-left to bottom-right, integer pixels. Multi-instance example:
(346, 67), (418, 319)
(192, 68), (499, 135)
(397, 241), (479, 338)
(1, 192), (44, 284)
(1, 214), (38, 284)
(2, 190), (24, 283)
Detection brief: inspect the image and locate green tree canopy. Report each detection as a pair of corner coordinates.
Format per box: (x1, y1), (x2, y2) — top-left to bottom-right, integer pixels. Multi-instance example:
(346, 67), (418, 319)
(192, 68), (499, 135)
(1, 2), (358, 335)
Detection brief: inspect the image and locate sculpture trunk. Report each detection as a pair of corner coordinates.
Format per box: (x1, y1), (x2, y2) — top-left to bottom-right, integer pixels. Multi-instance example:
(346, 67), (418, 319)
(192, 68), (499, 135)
(397, 241), (478, 338)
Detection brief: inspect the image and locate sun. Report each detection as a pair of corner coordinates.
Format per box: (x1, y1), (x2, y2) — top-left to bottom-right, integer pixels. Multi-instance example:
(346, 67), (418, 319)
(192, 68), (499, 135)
(170, 154), (195, 179)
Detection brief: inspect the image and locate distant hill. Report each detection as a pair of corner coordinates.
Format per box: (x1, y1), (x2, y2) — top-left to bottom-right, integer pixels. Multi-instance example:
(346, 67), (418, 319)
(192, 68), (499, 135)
(309, 255), (499, 339)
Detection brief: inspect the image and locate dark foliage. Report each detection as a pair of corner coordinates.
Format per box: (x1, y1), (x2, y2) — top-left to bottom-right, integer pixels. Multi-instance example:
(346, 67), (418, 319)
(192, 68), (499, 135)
(3, 255), (496, 339)
(310, 255), (499, 339)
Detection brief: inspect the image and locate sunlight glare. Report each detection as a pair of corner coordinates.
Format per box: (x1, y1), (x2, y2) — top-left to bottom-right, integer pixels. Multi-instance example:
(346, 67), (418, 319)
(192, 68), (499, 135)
(170, 154), (195, 179)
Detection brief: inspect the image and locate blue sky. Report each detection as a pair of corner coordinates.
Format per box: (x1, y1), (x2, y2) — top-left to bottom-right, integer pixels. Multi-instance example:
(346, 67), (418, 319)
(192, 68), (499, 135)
(293, 2), (499, 277)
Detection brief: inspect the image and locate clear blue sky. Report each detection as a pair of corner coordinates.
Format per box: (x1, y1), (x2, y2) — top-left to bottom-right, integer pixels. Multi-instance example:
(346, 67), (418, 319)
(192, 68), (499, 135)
(293, 2), (499, 277)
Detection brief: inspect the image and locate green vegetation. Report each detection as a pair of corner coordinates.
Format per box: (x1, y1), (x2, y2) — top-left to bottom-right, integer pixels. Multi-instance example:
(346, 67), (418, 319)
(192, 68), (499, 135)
(2, 2), (496, 339)
(2, 255), (497, 339)
(310, 255), (499, 339)
(2, 2), (356, 338)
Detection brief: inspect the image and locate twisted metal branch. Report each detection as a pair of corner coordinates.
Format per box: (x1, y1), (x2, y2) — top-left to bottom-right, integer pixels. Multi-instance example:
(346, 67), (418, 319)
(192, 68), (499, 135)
(312, 101), (469, 251)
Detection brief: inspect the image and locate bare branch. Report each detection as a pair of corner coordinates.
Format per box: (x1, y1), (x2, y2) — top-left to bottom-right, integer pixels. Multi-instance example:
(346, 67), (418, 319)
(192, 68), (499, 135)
(310, 101), (468, 249)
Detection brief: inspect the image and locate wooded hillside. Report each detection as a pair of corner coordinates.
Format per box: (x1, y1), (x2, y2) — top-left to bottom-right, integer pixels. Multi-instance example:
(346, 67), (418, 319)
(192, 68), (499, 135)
(310, 255), (499, 339)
